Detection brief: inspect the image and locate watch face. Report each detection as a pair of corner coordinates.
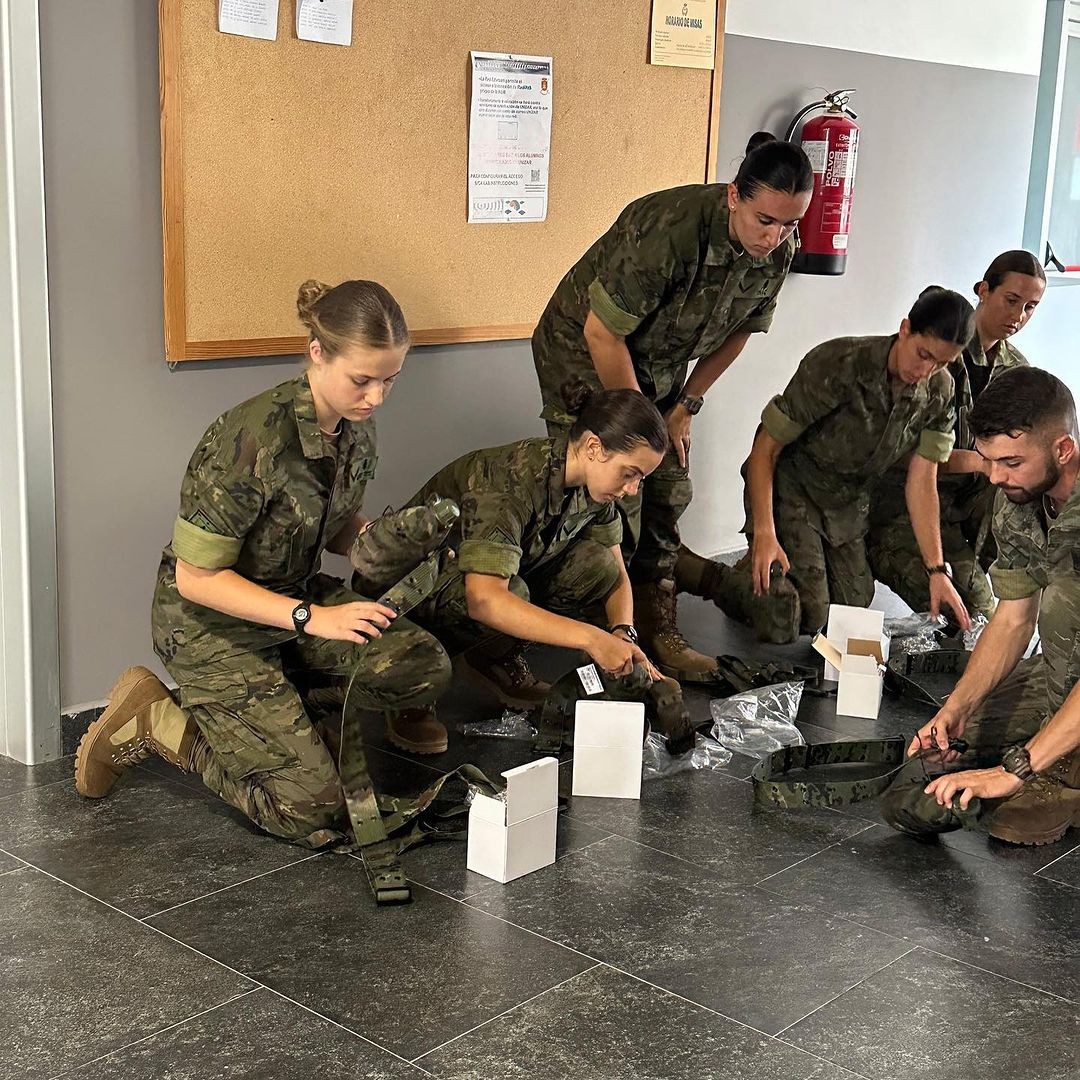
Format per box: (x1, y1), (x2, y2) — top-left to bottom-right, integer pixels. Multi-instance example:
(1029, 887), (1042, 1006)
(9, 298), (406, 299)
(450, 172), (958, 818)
(294, 605), (310, 623)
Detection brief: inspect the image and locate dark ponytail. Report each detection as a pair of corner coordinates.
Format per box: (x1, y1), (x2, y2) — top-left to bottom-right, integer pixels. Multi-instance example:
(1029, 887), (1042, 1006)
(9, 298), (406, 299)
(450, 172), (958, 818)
(978, 249), (1046, 293)
(733, 132), (814, 201)
(908, 287), (975, 348)
(561, 381), (668, 455)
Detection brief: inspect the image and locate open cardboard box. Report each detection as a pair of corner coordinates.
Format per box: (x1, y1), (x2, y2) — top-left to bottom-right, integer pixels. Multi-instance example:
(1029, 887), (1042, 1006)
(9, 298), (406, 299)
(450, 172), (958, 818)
(813, 606), (888, 720)
(466, 757), (558, 884)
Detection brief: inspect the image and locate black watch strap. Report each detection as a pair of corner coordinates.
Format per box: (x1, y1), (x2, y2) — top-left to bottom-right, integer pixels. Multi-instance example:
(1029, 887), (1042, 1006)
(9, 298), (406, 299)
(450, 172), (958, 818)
(676, 392), (703, 415)
(610, 623), (639, 644)
(291, 602), (313, 634)
(1001, 745), (1035, 781)
(925, 563), (953, 579)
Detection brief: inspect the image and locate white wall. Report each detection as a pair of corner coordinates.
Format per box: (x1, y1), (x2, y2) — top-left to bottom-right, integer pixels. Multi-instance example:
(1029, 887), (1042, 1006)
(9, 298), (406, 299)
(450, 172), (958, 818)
(725, 0), (1045, 74)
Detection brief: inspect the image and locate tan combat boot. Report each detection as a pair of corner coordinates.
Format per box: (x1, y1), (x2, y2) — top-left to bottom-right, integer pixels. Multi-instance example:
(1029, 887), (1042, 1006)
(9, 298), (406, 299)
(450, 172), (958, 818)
(75, 666), (202, 798)
(633, 578), (718, 682)
(675, 545), (801, 645)
(385, 707), (448, 755)
(456, 642), (552, 708)
(985, 775), (1080, 846)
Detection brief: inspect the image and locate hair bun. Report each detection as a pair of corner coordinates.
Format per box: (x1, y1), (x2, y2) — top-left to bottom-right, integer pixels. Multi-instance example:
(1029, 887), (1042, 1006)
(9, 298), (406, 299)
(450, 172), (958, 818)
(745, 131), (777, 155)
(296, 279), (331, 325)
(560, 378), (595, 416)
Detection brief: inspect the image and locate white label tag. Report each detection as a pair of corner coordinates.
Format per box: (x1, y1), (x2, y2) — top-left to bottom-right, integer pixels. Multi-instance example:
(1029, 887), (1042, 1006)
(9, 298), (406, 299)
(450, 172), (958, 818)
(576, 664), (604, 696)
(801, 138), (828, 172)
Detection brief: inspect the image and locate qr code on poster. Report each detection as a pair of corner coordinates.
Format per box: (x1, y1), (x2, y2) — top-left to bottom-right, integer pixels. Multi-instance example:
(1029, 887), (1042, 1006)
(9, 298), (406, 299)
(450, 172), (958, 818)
(531, 169), (541, 183)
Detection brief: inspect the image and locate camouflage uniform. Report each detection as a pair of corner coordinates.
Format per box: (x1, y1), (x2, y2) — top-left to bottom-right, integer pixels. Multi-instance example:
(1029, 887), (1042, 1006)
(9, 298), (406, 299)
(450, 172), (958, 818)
(152, 375), (451, 848)
(730, 335), (956, 636)
(405, 435), (624, 651)
(881, 484), (1080, 834)
(532, 186), (794, 582)
(868, 337), (1028, 616)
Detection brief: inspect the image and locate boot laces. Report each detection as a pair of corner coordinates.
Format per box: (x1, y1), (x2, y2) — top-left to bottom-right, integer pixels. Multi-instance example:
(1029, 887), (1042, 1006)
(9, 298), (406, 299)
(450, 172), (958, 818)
(655, 588), (692, 652)
(111, 736), (154, 767)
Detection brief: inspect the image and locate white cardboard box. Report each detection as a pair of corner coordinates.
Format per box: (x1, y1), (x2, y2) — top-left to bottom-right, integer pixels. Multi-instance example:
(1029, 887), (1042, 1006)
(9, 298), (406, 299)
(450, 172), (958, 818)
(571, 700), (645, 800)
(813, 625), (886, 720)
(821, 605), (889, 682)
(466, 757), (558, 884)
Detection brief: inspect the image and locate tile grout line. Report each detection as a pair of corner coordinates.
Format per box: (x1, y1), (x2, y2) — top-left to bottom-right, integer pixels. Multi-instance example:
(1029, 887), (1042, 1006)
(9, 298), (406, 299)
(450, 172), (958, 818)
(917, 945), (1080, 1006)
(752, 823), (878, 887)
(258, 985), (436, 1076)
(143, 851), (326, 920)
(771, 946), (918, 1038)
(409, 962), (603, 1064)
(44, 988), (261, 1080)
(1031, 841), (1080, 877)
(0, 775), (78, 802)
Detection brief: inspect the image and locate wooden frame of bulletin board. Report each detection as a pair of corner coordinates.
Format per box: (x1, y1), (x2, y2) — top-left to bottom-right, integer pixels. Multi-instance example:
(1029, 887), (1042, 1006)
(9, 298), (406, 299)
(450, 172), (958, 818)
(159, 1), (725, 362)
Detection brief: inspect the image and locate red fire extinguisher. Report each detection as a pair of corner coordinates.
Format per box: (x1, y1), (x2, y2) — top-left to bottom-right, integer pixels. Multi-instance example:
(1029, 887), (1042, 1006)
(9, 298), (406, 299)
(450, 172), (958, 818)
(786, 89), (859, 275)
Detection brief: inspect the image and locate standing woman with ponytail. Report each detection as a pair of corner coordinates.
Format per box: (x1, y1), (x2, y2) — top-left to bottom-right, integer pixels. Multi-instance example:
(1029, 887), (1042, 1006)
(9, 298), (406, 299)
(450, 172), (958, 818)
(76, 280), (453, 850)
(532, 133), (814, 682)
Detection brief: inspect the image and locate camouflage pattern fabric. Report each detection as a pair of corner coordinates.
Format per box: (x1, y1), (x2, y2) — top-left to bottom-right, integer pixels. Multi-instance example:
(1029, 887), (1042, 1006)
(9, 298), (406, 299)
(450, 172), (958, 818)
(411, 539), (621, 658)
(532, 187), (793, 582)
(867, 338), (1028, 616)
(151, 374), (453, 850)
(879, 480), (1080, 834)
(531, 187), (794, 427)
(722, 335), (955, 639)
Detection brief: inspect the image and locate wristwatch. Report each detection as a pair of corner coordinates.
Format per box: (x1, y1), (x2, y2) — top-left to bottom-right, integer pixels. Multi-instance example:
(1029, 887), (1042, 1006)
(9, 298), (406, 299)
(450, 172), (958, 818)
(1001, 745), (1035, 782)
(675, 392), (704, 415)
(925, 562), (953, 579)
(291, 601), (313, 634)
(610, 623), (639, 644)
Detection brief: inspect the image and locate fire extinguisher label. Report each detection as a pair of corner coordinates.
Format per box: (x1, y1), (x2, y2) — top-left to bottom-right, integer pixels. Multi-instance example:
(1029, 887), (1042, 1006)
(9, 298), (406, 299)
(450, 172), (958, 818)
(832, 234), (849, 250)
(802, 139), (828, 172)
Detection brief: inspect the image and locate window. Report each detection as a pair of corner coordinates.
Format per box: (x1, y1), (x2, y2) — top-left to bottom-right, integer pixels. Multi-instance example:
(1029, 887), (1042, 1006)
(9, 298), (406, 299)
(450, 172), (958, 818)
(1026, 1), (1080, 271)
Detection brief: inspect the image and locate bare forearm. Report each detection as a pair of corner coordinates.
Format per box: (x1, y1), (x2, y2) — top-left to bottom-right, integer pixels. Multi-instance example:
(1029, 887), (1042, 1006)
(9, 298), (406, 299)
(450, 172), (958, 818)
(939, 599), (1039, 723)
(747, 429), (781, 538)
(905, 458), (945, 566)
(939, 450), (987, 477)
(583, 311), (641, 392)
(466, 577), (595, 650)
(1028, 681), (1080, 771)
(175, 561), (297, 629)
(326, 511), (368, 556)
(682, 332), (752, 398)
(603, 547), (634, 627)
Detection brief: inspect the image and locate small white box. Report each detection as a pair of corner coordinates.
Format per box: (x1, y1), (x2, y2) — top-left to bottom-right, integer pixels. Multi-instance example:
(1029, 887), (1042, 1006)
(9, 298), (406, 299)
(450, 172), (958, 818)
(821, 605), (889, 682)
(571, 700), (645, 800)
(813, 622), (886, 721)
(466, 757), (558, 883)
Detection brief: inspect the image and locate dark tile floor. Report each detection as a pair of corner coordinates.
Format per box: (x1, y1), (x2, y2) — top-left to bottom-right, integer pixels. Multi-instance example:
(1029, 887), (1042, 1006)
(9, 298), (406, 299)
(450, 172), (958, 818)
(2, 594), (1078, 1079)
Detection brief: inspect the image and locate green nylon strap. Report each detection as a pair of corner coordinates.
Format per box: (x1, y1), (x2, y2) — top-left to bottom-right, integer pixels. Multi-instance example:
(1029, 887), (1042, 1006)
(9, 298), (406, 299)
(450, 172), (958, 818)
(884, 647), (970, 709)
(679, 654), (829, 695)
(751, 738), (909, 810)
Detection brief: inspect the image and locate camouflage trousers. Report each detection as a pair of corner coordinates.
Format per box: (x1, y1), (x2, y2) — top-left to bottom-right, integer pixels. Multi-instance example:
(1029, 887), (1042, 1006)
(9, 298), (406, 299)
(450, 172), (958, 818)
(867, 486), (997, 618)
(546, 421), (690, 584)
(154, 573), (452, 849)
(411, 538), (621, 655)
(879, 656), (1080, 834)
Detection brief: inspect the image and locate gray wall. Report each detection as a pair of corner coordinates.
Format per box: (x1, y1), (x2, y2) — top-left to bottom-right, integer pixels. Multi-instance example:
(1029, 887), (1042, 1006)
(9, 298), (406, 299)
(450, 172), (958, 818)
(42, 8), (1042, 707)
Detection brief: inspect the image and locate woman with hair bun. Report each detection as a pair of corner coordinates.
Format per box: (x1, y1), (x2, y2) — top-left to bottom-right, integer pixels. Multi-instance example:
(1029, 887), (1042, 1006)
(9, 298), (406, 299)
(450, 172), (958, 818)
(403, 383), (669, 703)
(867, 250), (1046, 617)
(532, 132), (814, 682)
(77, 279), (454, 850)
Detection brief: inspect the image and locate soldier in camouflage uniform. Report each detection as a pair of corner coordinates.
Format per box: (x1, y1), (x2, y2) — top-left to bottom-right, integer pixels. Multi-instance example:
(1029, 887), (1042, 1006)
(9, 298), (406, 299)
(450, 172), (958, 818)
(868, 251), (1046, 618)
(721, 288), (977, 641)
(75, 280), (453, 849)
(405, 387), (670, 703)
(881, 367), (1080, 845)
(532, 134), (813, 680)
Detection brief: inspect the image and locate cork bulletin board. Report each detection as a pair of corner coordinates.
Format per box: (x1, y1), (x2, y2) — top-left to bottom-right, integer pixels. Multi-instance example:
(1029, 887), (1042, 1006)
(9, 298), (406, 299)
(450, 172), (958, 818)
(159, 1), (725, 361)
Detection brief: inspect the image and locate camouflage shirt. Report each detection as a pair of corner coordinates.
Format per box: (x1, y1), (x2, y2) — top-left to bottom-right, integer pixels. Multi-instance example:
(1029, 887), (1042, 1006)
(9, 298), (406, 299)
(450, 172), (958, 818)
(408, 435), (622, 579)
(989, 483), (1080, 717)
(758, 335), (956, 546)
(872, 335), (1028, 523)
(153, 374), (378, 659)
(532, 186), (795, 425)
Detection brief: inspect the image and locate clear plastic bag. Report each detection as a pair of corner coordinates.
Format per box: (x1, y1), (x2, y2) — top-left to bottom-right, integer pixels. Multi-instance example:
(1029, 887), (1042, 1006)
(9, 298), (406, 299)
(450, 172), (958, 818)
(709, 680), (805, 757)
(884, 612), (946, 656)
(963, 613), (989, 651)
(462, 709), (537, 740)
(641, 731), (732, 781)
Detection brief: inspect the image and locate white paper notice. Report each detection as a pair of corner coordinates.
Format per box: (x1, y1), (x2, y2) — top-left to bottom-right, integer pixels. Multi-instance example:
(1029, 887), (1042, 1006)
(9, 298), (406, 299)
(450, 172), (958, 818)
(297, 0), (353, 46)
(218, 0), (279, 40)
(650, 0), (716, 69)
(468, 52), (552, 224)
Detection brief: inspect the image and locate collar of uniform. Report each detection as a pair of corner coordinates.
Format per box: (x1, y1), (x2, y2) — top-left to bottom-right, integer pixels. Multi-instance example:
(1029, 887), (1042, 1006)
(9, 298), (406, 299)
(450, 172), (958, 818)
(875, 334), (919, 402)
(1046, 477), (1080, 528)
(966, 335), (995, 369)
(705, 197), (773, 270)
(292, 373), (336, 461)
